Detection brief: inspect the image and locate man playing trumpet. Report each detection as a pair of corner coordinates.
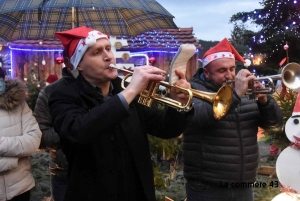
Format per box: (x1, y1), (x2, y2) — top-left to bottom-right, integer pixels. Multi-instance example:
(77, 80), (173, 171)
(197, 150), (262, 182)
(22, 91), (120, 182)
(183, 38), (283, 201)
(49, 26), (193, 201)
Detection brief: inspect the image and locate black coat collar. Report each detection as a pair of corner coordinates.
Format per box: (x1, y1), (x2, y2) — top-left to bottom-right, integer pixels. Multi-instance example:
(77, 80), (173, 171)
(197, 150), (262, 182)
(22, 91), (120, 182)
(76, 74), (124, 101)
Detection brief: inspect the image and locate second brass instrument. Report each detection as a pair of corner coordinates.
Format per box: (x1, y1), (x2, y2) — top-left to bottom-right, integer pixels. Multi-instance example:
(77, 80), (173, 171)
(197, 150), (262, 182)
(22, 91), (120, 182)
(226, 62), (300, 97)
(109, 64), (232, 120)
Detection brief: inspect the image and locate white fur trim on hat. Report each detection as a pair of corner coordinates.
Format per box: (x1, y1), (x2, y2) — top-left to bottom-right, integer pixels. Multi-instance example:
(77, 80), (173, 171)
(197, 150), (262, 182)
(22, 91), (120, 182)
(202, 51), (235, 67)
(70, 30), (108, 69)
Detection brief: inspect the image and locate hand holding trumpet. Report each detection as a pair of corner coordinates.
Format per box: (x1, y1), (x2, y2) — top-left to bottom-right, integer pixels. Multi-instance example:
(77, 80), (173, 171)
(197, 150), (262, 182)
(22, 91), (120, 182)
(232, 69), (267, 104)
(170, 69), (191, 105)
(253, 81), (268, 104)
(234, 69), (256, 98)
(119, 65), (166, 104)
(117, 65), (190, 106)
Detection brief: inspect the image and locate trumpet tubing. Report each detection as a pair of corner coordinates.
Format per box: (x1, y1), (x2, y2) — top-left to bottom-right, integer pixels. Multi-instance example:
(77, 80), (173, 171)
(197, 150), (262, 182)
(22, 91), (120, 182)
(109, 64), (232, 119)
(139, 80), (194, 111)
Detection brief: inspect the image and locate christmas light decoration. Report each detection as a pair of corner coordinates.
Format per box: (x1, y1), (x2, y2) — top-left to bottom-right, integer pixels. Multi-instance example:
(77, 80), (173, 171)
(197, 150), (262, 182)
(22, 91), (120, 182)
(9, 47), (63, 52)
(9, 49), (13, 77)
(230, 0), (300, 62)
(56, 56), (64, 64)
(42, 56), (46, 65)
(149, 57), (156, 65)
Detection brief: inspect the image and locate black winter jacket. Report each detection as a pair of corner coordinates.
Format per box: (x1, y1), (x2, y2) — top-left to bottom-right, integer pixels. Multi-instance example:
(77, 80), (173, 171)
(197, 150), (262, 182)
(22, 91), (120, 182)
(34, 68), (75, 180)
(183, 68), (283, 187)
(49, 74), (192, 201)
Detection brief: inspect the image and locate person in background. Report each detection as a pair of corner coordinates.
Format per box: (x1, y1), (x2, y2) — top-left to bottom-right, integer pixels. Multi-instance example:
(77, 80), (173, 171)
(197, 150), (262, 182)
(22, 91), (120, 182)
(183, 38), (283, 201)
(0, 67), (42, 201)
(34, 50), (75, 201)
(45, 74), (59, 86)
(49, 26), (193, 201)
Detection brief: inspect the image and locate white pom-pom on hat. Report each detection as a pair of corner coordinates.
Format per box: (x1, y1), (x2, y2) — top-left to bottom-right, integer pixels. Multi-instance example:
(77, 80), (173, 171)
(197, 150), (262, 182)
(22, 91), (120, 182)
(85, 36), (96, 47)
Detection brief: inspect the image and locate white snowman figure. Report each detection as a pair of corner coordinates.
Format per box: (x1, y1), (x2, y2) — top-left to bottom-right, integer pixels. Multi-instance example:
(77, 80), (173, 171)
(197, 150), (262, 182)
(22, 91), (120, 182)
(272, 92), (300, 201)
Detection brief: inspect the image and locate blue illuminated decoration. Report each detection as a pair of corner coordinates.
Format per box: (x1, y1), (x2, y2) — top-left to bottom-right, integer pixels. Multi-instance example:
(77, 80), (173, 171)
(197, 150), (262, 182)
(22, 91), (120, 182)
(125, 30), (182, 49)
(10, 49), (13, 77)
(9, 47), (63, 52)
(9, 47), (62, 78)
(131, 49), (198, 55)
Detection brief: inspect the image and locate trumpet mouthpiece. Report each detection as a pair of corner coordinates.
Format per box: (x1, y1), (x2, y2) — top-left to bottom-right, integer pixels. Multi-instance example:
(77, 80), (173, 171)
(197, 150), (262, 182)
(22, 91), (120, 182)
(109, 64), (117, 69)
(225, 80), (235, 84)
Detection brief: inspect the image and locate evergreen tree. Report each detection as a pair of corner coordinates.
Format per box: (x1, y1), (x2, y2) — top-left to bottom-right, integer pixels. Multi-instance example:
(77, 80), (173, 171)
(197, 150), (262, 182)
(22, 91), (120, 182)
(26, 78), (41, 112)
(230, 22), (255, 46)
(229, 0), (300, 64)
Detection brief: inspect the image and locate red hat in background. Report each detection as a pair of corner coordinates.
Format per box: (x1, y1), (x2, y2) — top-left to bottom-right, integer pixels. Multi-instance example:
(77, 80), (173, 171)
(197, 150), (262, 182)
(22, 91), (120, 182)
(46, 74), (58, 84)
(202, 38), (245, 67)
(55, 26), (108, 69)
(292, 92), (300, 117)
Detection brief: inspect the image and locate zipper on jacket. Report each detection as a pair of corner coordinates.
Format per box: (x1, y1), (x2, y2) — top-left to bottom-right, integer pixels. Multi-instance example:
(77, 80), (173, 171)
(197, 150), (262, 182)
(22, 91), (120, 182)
(235, 107), (244, 182)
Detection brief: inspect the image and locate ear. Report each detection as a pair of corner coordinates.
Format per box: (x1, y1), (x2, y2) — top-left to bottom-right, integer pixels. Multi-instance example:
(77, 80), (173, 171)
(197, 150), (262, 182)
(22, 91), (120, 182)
(203, 67), (209, 79)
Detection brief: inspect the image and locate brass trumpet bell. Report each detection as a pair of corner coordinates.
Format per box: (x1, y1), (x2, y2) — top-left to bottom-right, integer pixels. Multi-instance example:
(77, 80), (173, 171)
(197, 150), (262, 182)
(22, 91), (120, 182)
(190, 85), (232, 120)
(281, 62), (300, 89)
(247, 62), (300, 96)
(109, 64), (233, 119)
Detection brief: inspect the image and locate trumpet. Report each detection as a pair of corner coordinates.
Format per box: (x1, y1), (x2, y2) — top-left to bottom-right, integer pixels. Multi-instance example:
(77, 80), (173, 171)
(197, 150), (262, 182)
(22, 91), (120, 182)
(226, 62), (300, 97)
(109, 64), (233, 120)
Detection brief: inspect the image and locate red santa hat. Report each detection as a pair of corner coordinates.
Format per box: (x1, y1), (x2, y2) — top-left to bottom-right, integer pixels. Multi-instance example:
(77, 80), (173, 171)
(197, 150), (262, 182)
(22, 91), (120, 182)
(292, 92), (300, 117)
(55, 26), (108, 69)
(46, 74), (58, 84)
(202, 38), (245, 67)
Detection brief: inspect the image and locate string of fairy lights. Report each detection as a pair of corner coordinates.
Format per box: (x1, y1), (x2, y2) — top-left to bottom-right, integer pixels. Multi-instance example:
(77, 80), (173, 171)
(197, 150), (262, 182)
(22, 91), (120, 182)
(235, 0), (299, 62)
(122, 30), (181, 49)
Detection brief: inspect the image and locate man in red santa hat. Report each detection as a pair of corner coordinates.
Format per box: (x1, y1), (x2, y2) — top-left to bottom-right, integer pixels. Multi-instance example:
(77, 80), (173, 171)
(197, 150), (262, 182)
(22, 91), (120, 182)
(48, 26), (193, 201)
(183, 38), (283, 201)
(45, 74), (58, 85)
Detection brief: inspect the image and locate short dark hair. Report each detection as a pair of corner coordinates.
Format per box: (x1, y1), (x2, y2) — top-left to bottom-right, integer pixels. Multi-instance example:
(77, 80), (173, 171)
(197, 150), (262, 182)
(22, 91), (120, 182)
(0, 68), (5, 80)
(62, 49), (68, 58)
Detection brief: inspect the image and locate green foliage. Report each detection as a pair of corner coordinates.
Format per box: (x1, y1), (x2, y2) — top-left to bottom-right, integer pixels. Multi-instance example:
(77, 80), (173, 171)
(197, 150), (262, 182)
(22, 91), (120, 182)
(148, 104), (184, 196)
(26, 79), (42, 111)
(247, 63), (279, 76)
(263, 89), (297, 148)
(148, 134), (182, 160)
(230, 22), (256, 46)
(153, 165), (167, 191)
(198, 40), (219, 58)
(253, 178), (281, 201)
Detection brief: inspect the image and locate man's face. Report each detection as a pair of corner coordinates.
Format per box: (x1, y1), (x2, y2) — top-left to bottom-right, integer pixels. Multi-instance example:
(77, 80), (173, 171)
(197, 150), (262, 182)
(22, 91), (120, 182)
(203, 58), (236, 89)
(77, 38), (117, 84)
